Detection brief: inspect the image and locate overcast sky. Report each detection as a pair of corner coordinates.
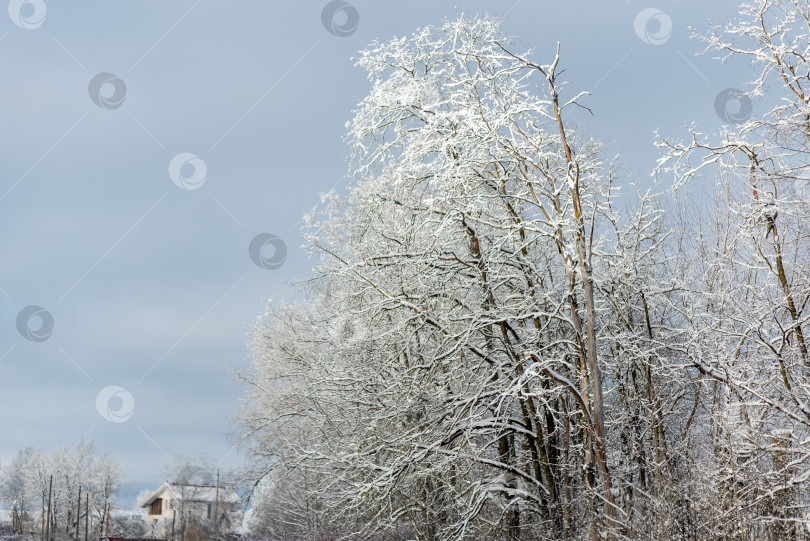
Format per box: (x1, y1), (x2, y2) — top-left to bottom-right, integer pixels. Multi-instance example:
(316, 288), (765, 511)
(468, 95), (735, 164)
(0, 0), (752, 507)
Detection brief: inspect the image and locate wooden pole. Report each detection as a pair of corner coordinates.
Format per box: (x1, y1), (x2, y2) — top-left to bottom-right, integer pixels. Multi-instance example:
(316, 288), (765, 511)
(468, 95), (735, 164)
(41, 489), (45, 541)
(214, 470), (219, 531)
(45, 476), (52, 541)
(84, 494), (88, 541)
(99, 503), (106, 538)
(75, 485), (81, 539)
(171, 510), (176, 541)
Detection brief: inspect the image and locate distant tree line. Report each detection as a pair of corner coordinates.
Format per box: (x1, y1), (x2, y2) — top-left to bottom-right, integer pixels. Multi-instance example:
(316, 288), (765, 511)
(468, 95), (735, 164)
(0, 443), (124, 541)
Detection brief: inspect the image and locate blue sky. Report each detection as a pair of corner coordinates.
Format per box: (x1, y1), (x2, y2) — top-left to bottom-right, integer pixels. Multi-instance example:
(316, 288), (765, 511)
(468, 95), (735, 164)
(0, 0), (750, 507)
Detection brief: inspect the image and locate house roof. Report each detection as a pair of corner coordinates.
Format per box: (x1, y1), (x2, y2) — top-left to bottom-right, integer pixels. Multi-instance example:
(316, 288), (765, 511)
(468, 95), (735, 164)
(141, 482), (239, 507)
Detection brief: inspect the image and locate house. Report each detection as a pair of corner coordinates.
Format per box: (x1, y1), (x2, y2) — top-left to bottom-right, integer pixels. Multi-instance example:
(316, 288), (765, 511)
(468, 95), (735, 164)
(140, 482), (240, 539)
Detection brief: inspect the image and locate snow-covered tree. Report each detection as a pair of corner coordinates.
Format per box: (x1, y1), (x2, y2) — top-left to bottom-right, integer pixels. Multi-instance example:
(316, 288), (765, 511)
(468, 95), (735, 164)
(240, 3), (810, 540)
(655, 0), (810, 538)
(239, 15), (685, 541)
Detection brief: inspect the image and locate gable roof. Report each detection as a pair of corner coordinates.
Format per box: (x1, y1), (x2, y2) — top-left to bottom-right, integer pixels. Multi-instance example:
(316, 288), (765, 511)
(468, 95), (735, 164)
(141, 482), (239, 507)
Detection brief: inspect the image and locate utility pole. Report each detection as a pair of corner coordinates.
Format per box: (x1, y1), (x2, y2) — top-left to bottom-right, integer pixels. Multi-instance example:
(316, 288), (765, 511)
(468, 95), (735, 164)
(76, 486), (81, 539)
(99, 502), (107, 539)
(214, 470), (220, 531)
(171, 510), (176, 541)
(45, 476), (52, 541)
(180, 503), (185, 541)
